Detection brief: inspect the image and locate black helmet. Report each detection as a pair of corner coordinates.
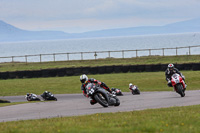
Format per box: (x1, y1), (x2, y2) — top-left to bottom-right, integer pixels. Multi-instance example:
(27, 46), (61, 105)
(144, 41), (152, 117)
(168, 64), (174, 71)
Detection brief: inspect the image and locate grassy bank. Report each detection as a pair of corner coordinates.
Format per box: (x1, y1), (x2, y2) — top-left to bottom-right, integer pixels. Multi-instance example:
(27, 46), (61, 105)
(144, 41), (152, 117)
(0, 71), (199, 96)
(0, 105), (200, 133)
(0, 55), (199, 72)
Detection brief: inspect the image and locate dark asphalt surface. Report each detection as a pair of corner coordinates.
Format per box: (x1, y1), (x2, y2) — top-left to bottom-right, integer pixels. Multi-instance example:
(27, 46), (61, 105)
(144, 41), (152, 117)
(0, 90), (200, 122)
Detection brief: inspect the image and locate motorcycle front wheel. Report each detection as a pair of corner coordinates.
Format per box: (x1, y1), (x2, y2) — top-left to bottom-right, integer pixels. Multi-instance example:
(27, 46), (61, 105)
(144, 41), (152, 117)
(176, 84), (185, 97)
(94, 93), (109, 107)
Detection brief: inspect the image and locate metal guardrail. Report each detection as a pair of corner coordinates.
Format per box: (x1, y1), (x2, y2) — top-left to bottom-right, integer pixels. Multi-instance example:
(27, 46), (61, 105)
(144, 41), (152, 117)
(0, 45), (200, 63)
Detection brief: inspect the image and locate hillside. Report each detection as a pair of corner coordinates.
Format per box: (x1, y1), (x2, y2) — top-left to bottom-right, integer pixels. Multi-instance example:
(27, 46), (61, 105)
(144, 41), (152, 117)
(0, 18), (200, 42)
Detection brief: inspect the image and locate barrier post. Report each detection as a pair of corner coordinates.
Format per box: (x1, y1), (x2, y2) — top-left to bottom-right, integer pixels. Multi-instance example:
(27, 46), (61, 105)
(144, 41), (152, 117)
(53, 54), (55, 62)
(40, 54), (42, 63)
(189, 46), (191, 55)
(149, 49), (151, 56)
(122, 50), (124, 58)
(25, 55), (28, 64)
(136, 50), (138, 57)
(12, 56), (14, 62)
(162, 48), (165, 56)
(81, 52), (83, 60)
(67, 53), (69, 61)
(94, 52), (97, 60)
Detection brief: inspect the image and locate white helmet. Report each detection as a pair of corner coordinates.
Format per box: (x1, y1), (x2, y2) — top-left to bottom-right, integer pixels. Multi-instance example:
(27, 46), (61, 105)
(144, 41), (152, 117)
(80, 74), (88, 84)
(129, 83), (133, 88)
(168, 64), (174, 71)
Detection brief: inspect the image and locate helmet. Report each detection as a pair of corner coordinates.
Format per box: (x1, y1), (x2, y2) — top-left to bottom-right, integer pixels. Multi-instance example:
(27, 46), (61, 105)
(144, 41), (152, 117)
(26, 93), (30, 96)
(168, 64), (174, 71)
(80, 74), (88, 84)
(129, 83), (133, 88)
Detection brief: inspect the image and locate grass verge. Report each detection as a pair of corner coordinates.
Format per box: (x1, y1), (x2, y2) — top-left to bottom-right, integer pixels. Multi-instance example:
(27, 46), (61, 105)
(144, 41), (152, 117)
(0, 55), (199, 72)
(0, 70), (199, 96)
(0, 105), (200, 133)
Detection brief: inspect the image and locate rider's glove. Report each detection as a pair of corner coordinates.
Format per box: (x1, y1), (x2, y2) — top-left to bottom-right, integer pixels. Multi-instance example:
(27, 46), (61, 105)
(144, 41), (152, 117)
(182, 75), (185, 80)
(168, 80), (171, 84)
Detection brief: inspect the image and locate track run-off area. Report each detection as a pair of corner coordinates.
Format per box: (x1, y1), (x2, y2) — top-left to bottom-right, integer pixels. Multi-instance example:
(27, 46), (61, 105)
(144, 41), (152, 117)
(0, 90), (200, 122)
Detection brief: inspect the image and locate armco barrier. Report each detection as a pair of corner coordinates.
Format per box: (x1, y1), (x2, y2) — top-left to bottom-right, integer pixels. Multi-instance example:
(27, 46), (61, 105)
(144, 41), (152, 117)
(0, 63), (199, 79)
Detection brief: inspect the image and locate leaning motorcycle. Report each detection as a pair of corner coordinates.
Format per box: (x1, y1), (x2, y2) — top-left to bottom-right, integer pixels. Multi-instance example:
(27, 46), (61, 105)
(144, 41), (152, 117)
(41, 92), (57, 101)
(170, 73), (186, 97)
(131, 86), (140, 95)
(86, 83), (120, 107)
(112, 88), (123, 96)
(25, 94), (41, 101)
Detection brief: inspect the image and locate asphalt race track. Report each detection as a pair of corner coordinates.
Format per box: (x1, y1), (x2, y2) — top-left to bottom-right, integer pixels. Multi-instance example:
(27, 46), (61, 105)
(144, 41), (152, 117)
(0, 90), (200, 122)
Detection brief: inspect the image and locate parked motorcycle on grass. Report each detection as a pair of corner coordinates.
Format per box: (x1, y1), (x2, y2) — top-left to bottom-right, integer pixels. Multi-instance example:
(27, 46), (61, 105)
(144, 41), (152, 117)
(170, 73), (186, 97)
(25, 93), (41, 101)
(111, 88), (123, 96)
(41, 91), (57, 101)
(86, 83), (120, 107)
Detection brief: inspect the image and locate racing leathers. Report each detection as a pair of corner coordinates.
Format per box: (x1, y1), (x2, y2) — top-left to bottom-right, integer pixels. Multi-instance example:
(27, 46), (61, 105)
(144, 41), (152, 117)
(81, 78), (112, 105)
(165, 68), (185, 87)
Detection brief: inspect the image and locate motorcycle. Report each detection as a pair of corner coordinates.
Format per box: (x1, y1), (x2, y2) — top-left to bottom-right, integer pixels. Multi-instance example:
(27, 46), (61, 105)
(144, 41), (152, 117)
(130, 86), (140, 95)
(86, 83), (120, 107)
(41, 92), (57, 101)
(170, 73), (186, 97)
(25, 94), (41, 101)
(111, 88), (123, 96)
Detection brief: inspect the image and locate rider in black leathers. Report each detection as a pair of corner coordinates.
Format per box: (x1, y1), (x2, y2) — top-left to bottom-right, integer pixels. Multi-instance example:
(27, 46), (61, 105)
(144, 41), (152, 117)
(165, 64), (185, 88)
(80, 74), (112, 105)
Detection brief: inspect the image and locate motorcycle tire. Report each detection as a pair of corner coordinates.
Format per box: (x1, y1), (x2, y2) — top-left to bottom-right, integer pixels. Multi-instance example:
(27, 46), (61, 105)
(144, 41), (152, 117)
(176, 84), (185, 97)
(136, 89), (140, 94)
(94, 93), (109, 107)
(114, 97), (120, 106)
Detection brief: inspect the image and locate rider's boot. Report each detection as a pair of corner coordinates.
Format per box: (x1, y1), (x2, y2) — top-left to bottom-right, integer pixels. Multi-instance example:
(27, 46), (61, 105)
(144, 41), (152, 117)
(90, 99), (97, 105)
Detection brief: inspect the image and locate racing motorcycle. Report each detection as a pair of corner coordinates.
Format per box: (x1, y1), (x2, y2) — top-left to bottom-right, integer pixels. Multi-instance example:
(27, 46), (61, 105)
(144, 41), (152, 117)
(25, 93), (41, 101)
(170, 73), (186, 97)
(111, 88), (123, 96)
(41, 92), (57, 101)
(86, 83), (120, 107)
(130, 85), (140, 95)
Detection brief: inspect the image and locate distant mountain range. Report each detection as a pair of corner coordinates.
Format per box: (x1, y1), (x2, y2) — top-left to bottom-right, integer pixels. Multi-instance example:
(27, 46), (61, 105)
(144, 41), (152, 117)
(0, 18), (200, 42)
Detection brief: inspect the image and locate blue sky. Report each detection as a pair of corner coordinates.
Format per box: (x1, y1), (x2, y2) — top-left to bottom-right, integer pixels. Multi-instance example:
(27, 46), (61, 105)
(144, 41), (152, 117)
(0, 0), (200, 33)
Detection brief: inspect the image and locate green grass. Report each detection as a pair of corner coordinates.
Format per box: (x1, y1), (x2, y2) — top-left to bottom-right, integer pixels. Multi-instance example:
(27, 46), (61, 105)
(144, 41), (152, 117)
(0, 105), (200, 133)
(0, 70), (199, 96)
(0, 55), (199, 72)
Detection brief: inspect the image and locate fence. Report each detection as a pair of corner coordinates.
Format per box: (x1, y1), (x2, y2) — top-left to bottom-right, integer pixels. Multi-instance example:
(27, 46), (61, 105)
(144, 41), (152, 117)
(0, 45), (200, 63)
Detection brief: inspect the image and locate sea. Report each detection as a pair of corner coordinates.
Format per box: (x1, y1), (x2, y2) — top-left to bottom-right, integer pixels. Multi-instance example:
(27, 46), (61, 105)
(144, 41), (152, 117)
(0, 32), (200, 63)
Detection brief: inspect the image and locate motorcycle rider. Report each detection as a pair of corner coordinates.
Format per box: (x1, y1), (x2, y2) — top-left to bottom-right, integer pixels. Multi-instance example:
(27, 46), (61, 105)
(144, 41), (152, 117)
(80, 74), (112, 105)
(129, 83), (135, 91)
(26, 93), (37, 100)
(41, 91), (50, 99)
(165, 63), (186, 90)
